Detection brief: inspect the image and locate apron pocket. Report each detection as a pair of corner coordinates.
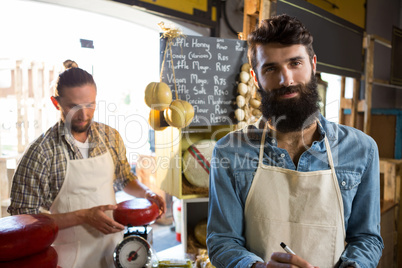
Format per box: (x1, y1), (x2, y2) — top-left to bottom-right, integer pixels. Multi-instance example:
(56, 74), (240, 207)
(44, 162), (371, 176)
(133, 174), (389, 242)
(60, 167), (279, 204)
(247, 219), (338, 268)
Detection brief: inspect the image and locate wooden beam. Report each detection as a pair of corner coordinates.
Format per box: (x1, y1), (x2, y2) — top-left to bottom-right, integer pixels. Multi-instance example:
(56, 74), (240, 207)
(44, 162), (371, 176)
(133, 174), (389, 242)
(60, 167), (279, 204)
(350, 78), (359, 128)
(242, 0), (259, 40)
(340, 98), (352, 109)
(259, 0), (273, 21)
(338, 76), (346, 125)
(357, 100), (365, 112)
(242, 0), (274, 40)
(15, 61), (23, 154)
(381, 160), (397, 202)
(363, 35), (374, 135)
(32, 62), (43, 138)
(371, 34), (392, 48)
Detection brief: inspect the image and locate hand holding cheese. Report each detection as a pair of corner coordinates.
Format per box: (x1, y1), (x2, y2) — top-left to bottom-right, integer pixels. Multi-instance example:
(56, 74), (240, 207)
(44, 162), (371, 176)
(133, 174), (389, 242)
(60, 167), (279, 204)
(83, 204), (125, 234)
(145, 190), (166, 218)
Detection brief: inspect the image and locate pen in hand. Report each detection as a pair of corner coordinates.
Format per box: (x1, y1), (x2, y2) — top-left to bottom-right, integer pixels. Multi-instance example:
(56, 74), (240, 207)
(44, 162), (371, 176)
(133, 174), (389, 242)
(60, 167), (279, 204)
(280, 242), (296, 255)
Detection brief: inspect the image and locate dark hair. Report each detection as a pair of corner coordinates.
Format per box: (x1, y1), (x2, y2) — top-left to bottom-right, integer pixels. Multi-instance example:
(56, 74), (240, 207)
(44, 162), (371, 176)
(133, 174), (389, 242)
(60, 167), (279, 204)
(55, 67), (96, 99)
(247, 14), (315, 71)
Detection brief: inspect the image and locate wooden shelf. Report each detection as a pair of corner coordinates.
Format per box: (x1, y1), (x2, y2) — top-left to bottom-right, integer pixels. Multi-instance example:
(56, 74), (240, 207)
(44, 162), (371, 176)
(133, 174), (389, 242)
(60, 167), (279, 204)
(154, 125), (232, 199)
(371, 79), (402, 90)
(182, 198), (209, 254)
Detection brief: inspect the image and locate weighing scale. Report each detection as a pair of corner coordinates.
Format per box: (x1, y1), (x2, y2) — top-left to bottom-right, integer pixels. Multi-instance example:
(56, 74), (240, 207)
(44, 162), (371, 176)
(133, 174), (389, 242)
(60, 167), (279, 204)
(113, 233), (156, 268)
(113, 199), (159, 268)
(113, 198), (192, 268)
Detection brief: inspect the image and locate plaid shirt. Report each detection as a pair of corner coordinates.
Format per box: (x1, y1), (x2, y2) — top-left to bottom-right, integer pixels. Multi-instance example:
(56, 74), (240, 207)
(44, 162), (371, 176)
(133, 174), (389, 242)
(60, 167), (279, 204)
(8, 120), (135, 215)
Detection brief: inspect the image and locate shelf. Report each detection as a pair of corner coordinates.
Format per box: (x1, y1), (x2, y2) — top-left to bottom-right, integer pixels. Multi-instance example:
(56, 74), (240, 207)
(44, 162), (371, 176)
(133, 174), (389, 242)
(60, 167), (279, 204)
(182, 198), (209, 255)
(154, 125), (233, 199)
(370, 79), (402, 90)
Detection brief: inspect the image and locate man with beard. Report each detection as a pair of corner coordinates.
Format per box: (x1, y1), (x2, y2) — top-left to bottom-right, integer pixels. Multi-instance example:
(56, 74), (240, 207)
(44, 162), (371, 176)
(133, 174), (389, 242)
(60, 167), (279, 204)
(207, 15), (383, 268)
(8, 65), (166, 268)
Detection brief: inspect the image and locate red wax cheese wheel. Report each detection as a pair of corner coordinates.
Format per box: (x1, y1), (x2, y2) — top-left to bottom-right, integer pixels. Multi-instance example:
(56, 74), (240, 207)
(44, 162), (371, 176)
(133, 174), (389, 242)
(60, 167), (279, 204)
(0, 214), (58, 261)
(113, 198), (159, 226)
(0, 246), (58, 268)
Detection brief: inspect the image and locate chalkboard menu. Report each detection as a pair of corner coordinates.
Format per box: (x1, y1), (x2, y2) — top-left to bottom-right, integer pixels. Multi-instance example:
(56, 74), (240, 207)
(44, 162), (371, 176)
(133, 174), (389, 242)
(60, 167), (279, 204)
(160, 35), (248, 126)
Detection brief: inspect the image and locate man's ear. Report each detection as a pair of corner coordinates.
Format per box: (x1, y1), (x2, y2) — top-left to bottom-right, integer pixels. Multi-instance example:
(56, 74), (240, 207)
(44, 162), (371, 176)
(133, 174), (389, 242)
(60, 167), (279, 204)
(312, 55), (317, 74)
(51, 96), (60, 110)
(250, 69), (259, 88)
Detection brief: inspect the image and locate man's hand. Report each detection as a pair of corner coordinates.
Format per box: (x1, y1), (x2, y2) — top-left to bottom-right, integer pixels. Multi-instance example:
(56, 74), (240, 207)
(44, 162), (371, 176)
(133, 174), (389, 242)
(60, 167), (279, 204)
(252, 252), (318, 268)
(123, 180), (166, 219)
(83, 205), (125, 234)
(145, 190), (166, 219)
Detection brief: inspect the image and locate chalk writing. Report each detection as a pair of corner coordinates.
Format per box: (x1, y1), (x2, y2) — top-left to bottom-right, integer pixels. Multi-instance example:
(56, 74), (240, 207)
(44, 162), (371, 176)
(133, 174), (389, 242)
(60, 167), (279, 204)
(160, 35), (248, 126)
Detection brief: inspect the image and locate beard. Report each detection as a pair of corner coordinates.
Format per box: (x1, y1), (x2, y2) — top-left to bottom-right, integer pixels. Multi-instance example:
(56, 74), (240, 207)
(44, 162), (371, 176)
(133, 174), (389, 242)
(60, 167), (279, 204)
(61, 106), (94, 135)
(62, 114), (92, 134)
(259, 73), (320, 133)
(71, 120), (92, 133)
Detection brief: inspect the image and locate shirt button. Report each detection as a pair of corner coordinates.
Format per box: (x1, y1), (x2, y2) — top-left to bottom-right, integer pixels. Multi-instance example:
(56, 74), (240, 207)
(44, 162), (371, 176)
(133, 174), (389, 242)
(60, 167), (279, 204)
(280, 153), (285, 158)
(271, 139), (276, 144)
(341, 181), (346, 186)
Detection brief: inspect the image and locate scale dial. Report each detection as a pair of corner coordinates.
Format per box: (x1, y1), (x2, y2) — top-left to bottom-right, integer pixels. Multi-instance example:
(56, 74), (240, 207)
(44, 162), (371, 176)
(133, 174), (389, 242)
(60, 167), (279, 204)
(113, 235), (152, 268)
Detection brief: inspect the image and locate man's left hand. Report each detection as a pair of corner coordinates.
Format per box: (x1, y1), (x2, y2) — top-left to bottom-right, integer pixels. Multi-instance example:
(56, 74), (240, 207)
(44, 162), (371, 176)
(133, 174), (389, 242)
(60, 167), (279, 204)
(145, 190), (166, 218)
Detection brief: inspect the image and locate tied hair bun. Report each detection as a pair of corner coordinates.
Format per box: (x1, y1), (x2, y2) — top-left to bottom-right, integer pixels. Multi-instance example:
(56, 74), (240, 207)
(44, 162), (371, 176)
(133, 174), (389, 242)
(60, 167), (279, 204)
(63, 59), (78, 70)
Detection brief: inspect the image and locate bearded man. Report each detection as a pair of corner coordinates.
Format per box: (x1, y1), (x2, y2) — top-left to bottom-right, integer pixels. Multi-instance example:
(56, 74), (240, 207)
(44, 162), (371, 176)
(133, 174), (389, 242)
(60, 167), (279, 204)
(207, 15), (383, 268)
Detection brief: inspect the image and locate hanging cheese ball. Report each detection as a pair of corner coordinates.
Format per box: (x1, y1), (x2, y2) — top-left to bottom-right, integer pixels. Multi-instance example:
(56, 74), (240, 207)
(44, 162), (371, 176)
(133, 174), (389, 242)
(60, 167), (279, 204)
(237, 121), (248, 129)
(238, 83), (248, 96)
(235, 108), (245, 121)
(148, 109), (167, 131)
(164, 99), (194, 128)
(144, 82), (172, 111)
(236, 95), (246, 108)
(239, 71), (250, 83)
(241, 63), (251, 72)
(252, 109), (262, 117)
(250, 98), (261, 109)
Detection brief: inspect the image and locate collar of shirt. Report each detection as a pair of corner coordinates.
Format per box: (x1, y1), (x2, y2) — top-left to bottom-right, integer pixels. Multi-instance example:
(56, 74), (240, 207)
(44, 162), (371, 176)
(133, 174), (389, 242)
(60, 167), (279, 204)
(56, 120), (104, 158)
(243, 114), (335, 145)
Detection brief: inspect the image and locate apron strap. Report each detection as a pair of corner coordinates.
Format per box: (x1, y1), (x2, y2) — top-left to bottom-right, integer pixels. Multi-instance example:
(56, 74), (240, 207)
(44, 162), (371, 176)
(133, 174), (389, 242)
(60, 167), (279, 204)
(322, 127), (346, 239)
(324, 135), (335, 172)
(258, 123), (269, 167)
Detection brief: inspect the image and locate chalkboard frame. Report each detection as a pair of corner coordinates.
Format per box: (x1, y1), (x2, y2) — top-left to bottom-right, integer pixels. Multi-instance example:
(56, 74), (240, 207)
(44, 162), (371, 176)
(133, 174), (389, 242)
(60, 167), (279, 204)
(159, 34), (248, 127)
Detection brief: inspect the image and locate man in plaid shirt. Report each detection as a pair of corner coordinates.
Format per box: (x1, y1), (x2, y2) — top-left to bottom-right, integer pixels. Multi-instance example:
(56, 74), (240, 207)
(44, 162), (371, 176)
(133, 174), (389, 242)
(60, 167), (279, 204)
(8, 65), (165, 268)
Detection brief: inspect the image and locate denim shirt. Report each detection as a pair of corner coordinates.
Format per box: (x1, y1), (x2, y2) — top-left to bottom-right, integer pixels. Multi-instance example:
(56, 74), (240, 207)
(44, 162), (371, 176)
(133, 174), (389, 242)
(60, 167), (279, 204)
(207, 115), (383, 268)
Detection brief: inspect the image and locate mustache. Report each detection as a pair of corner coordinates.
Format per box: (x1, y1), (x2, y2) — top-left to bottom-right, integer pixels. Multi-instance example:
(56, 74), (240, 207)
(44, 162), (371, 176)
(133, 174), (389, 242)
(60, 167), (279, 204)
(270, 84), (303, 99)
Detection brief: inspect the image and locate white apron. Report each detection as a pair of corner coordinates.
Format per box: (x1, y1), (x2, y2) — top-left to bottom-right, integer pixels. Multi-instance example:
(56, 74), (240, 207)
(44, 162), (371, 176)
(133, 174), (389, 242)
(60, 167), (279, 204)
(50, 139), (123, 268)
(244, 124), (345, 268)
